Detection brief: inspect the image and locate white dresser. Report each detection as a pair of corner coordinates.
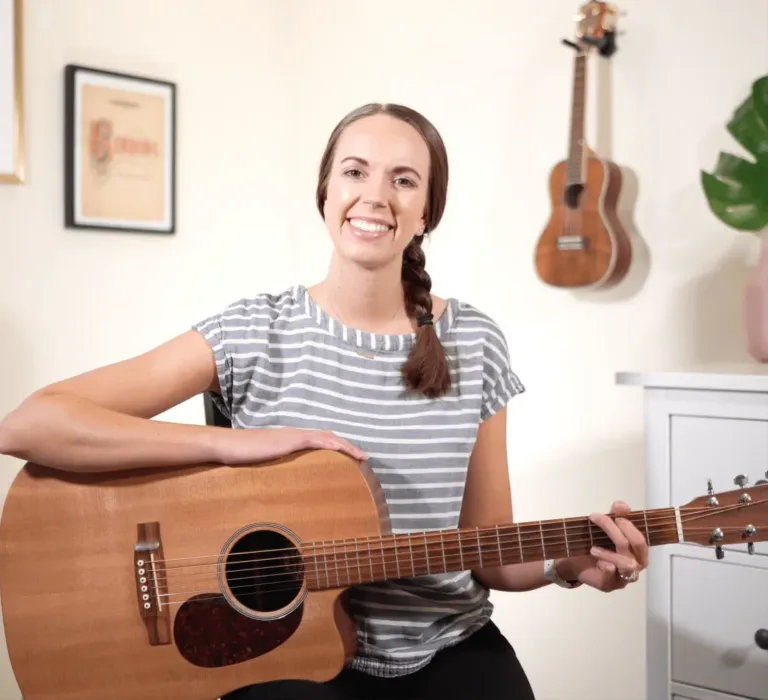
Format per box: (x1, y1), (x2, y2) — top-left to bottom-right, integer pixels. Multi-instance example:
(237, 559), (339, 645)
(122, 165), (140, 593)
(616, 366), (768, 700)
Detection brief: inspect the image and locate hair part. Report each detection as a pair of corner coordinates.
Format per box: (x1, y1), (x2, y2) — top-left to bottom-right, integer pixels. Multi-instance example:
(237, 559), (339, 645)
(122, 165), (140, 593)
(315, 103), (452, 399)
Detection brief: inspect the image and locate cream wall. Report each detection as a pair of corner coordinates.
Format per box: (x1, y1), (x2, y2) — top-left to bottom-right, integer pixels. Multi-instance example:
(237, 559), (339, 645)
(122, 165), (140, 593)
(1, 1), (766, 699)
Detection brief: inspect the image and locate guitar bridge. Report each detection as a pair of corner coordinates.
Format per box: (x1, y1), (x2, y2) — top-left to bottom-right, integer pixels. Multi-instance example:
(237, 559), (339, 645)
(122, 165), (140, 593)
(135, 521), (171, 646)
(556, 235), (587, 251)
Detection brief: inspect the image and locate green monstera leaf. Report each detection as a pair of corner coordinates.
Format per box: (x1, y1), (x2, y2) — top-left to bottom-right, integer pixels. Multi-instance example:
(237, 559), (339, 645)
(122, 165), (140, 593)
(701, 75), (768, 232)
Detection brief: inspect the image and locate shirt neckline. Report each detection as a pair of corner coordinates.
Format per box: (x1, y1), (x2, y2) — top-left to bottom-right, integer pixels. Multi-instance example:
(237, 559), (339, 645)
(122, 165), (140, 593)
(294, 284), (459, 354)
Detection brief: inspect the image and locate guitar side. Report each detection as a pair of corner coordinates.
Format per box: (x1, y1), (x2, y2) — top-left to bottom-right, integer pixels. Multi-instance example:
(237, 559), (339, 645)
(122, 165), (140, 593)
(535, 154), (631, 289)
(0, 450), (389, 700)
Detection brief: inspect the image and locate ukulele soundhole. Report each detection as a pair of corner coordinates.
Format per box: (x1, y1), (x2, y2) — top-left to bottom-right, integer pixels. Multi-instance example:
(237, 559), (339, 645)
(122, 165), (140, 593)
(173, 526), (306, 668)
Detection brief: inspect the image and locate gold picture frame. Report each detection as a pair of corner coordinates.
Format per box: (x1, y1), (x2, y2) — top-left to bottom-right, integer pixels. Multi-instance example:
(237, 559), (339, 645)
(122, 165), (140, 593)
(0, 0), (24, 184)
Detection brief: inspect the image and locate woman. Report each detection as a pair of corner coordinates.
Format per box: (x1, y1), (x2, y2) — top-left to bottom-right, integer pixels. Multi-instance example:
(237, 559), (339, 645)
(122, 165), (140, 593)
(0, 103), (647, 699)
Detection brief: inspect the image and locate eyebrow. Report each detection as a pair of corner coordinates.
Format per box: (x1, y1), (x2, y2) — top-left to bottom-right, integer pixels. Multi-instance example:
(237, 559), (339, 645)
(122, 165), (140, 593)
(340, 156), (422, 182)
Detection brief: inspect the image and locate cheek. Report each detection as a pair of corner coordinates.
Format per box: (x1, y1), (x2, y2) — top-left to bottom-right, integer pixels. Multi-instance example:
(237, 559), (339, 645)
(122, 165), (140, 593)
(324, 180), (360, 225)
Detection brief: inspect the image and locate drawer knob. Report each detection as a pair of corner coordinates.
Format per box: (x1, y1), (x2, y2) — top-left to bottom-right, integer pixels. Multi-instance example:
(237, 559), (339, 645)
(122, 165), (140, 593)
(755, 629), (768, 651)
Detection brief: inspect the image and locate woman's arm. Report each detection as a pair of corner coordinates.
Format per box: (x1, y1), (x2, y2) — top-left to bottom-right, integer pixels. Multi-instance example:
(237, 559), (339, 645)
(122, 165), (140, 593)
(459, 409), (648, 592)
(458, 409), (556, 591)
(0, 330), (365, 473)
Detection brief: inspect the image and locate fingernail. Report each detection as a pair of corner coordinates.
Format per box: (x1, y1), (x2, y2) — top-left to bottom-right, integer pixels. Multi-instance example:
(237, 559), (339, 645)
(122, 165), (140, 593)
(591, 546), (605, 555)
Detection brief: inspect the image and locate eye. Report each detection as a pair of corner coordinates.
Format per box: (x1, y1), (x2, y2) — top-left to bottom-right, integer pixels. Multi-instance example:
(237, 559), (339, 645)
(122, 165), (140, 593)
(343, 168), (364, 178)
(395, 176), (416, 188)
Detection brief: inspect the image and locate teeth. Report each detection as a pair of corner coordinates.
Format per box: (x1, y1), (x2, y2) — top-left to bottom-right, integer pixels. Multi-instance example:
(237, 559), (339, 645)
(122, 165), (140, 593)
(349, 218), (392, 233)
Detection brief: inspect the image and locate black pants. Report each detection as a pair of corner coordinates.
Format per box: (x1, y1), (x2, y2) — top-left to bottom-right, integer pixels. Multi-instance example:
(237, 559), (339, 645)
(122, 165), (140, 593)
(223, 620), (536, 700)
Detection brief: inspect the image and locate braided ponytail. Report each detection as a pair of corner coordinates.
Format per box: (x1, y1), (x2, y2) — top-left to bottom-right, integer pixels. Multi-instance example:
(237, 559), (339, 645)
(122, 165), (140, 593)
(315, 102), (452, 399)
(400, 234), (451, 398)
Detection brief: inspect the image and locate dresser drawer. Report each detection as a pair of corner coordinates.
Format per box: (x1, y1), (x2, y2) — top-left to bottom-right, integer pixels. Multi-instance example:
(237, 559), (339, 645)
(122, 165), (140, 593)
(671, 555), (768, 700)
(670, 414), (768, 557)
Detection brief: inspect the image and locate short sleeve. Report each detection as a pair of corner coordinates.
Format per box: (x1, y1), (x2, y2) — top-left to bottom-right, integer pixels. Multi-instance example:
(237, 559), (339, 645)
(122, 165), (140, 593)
(193, 309), (236, 421)
(480, 321), (525, 421)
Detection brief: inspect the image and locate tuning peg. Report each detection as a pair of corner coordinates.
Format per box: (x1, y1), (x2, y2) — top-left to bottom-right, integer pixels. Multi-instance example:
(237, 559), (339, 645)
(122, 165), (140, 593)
(707, 478), (714, 495)
(748, 543), (755, 555)
(715, 545), (724, 560)
(756, 471), (768, 486)
(735, 474), (750, 488)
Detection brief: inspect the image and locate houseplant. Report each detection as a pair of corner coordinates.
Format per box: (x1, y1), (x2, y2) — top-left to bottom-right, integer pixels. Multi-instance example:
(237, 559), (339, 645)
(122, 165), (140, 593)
(701, 74), (768, 360)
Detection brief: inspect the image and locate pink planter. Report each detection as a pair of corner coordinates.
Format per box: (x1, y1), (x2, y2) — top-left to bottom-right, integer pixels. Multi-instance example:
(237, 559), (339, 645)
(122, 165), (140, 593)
(744, 236), (768, 361)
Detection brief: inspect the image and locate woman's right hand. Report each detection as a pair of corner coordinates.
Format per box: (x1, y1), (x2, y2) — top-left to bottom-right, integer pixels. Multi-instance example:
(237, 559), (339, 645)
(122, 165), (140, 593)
(218, 426), (368, 465)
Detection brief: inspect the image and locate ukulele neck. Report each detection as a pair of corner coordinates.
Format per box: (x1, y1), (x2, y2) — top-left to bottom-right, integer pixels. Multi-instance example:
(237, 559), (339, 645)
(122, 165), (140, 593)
(566, 51), (588, 187)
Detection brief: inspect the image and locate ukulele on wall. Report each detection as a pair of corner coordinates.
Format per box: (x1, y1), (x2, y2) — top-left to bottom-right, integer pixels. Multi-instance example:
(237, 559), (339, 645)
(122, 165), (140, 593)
(534, 1), (632, 289)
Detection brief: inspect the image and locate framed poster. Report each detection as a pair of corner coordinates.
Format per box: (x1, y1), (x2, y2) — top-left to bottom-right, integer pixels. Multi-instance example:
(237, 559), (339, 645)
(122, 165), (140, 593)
(0, 0), (24, 184)
(64, 64), (176, 233)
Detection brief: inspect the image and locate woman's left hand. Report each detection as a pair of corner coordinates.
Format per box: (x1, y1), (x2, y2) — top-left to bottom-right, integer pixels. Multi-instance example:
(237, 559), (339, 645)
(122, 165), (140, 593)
(557, 500), (649, 592)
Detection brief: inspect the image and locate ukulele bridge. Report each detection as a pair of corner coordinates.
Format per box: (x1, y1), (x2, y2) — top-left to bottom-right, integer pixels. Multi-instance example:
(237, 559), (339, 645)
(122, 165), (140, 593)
(134, 521), (171, 646)
(556, 235), (587, 251)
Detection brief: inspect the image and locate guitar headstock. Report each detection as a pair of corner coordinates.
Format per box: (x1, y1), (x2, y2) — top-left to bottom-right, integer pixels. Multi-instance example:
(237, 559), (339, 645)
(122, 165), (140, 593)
(566, 1), (619, 57)
(681, 473), (768, 559)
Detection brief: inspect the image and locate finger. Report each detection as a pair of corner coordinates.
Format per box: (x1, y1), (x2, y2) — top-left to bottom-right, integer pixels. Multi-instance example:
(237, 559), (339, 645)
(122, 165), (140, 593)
(590, 546), (637, 575)
(597, 559), (616, 575)
(610, 500), (631, 516)
(615, 517), (650, 570)
(590, 512), (631, 558)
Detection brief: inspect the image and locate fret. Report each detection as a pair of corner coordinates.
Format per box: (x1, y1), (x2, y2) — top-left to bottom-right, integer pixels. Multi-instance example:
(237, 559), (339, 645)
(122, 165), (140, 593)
(322, 540), (330, 589)
(517, 524), (524, 562)
(495, 525), (503, 566)
(393, 534), (401, 578)
(476, 528), (483, 567)
(562, 519), (570, 558)
(439, 530), (448, 573)
(313, 543), (321, 589)
(538, 521), (546, 560)
(423, 533), (430, 575)
(643, 511), (651, 544)
(407, 533), (415, 577)
(458, 530), (465, 570)
(587, 519), (594, 548)
(367, 537), (374, 582)
(355, 539), (362, 583)
(343, 538), (350, 585)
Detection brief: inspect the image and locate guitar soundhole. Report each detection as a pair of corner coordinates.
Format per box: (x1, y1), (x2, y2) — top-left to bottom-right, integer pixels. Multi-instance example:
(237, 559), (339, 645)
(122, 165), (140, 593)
(224, 528), (304, 615)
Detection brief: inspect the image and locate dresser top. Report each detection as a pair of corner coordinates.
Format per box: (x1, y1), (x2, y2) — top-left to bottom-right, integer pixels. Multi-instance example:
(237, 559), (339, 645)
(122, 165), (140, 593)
(616, 363), (768, 392)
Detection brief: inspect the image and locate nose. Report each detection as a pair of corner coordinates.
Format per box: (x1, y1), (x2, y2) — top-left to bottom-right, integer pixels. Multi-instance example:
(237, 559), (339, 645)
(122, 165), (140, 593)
(360, 173), (389, 209)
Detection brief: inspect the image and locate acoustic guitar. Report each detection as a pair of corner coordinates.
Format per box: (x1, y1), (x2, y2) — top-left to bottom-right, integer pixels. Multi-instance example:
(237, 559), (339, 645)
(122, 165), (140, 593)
(534, 1), (632, 289)
(0, 450), (766, 699)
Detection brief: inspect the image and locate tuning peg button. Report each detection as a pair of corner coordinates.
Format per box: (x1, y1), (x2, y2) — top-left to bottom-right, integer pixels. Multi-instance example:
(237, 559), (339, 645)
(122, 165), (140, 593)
(735, 474), (749, 488)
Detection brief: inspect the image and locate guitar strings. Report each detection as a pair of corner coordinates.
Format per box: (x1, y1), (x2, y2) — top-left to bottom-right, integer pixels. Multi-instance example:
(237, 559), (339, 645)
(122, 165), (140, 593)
(129, 501), (763, 606)
(151, 523), (756, 608)
(141, 502), (759, 575)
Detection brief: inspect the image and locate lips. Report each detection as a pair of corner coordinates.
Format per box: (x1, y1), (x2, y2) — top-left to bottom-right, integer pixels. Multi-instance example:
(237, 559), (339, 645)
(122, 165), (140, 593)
(346, 217), (395, 241)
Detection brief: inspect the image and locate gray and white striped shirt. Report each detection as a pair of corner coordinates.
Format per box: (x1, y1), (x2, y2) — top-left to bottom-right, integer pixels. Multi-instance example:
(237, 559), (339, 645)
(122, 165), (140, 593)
(193, 284), (524, 677)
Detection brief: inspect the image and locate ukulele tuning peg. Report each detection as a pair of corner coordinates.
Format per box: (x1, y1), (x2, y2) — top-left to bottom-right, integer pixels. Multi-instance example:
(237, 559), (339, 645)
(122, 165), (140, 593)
(734, 474), (750, 488)
(715, 545), (725, 560)
(748, 542), (755, 555)
(707, 478), (714, 495)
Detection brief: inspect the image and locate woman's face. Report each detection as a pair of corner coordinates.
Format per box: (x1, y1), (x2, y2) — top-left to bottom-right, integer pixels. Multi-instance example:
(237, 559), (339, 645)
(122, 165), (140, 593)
(322, 114), (430, 270)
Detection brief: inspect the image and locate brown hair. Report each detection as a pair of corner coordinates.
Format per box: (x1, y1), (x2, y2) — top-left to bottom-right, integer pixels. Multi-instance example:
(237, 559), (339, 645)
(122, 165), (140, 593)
(315, 103), (451, 399)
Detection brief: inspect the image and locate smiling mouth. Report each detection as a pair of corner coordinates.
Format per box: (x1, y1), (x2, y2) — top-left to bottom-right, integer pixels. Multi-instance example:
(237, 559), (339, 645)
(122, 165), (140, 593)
(346, 217), (395, 240)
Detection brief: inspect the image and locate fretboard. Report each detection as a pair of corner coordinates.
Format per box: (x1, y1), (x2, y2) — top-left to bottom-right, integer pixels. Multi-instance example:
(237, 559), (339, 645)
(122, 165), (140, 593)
(566, 52), (587, 186)
(303, 508), (679, 591)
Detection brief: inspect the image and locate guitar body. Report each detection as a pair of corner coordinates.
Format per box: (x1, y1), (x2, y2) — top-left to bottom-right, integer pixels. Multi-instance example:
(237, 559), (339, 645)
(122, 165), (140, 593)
(535, 153), (631, 289)
(0, 450), (390, 700)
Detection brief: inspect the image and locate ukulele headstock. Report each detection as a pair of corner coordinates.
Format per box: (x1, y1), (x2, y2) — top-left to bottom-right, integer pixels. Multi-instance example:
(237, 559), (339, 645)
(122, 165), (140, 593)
(566, 1), (619, 57)
(681, 473), (768, 558)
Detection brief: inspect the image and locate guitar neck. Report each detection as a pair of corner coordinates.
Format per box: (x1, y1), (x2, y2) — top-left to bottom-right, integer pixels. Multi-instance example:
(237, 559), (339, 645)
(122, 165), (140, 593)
(304, 508), (680, 590)
(566, 51), (588, 186)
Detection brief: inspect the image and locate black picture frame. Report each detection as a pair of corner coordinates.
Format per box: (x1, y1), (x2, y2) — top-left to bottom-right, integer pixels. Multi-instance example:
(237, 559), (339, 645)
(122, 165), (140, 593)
(64, 63), (177, 234)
